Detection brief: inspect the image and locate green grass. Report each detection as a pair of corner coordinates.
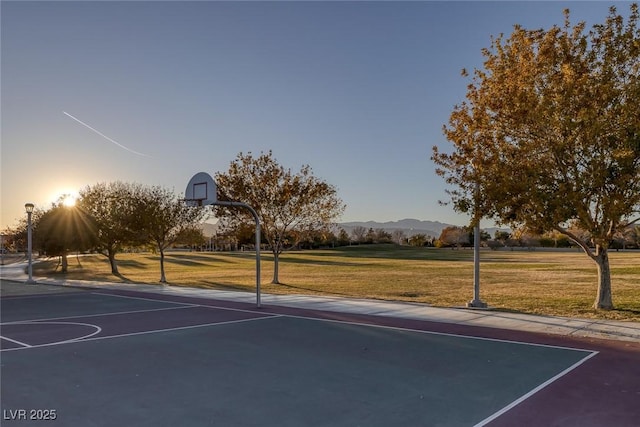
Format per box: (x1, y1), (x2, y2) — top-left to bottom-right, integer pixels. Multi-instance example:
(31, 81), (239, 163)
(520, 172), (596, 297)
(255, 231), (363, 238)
(33, 245), (640, 321)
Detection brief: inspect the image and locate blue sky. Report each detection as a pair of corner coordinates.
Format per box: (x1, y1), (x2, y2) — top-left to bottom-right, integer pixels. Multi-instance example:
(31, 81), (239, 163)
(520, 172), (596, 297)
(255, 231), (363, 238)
(1, 1), (631, 229)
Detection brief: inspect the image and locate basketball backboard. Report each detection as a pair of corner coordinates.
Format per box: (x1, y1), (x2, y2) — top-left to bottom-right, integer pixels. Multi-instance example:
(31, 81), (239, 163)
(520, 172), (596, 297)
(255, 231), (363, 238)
(184, 172), (217, 206)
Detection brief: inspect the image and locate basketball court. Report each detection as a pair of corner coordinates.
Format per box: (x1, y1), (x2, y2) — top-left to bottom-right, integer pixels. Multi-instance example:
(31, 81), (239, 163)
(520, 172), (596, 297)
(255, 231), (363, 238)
(3, 282), (638, 426)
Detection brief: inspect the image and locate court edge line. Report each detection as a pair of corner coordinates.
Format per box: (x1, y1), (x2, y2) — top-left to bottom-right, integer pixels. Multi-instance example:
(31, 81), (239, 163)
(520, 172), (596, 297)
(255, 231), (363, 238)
(92, 291), (265, 316)
(0, 305), (198, 325)
(90, 291), (199, 307)
(269, 311), (597, 354)
(473, 350), (599, 427)
(0, 291), (90, 300)
(0, 315), (282, 353)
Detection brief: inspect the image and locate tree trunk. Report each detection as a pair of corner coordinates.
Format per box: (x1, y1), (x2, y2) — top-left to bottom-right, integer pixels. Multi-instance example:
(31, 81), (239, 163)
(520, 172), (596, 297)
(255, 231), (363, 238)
(61, 252), (69, 273)
(159, 249), (167, 283)
(593, 246), (613, 310)
(108, 248), (119, 275)
(271, 249), (280, 284)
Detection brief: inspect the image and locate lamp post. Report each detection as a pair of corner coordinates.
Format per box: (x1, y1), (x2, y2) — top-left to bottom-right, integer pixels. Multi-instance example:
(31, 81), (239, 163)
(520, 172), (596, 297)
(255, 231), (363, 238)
(25, 203), (35, 284)
(467, 168), (487, 308)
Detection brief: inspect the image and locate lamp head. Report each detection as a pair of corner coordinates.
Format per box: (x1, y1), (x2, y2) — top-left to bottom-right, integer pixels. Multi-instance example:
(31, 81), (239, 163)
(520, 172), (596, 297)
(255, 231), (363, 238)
(24, 203), (35, 214)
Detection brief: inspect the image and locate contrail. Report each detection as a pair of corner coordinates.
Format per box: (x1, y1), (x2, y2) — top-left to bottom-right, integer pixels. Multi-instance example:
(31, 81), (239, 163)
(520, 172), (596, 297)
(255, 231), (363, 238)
(63, 111), (149, 157)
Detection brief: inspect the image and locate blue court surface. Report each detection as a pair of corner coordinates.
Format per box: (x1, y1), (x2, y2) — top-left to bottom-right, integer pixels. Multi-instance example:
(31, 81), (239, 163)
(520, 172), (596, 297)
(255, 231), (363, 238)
(0, 288), (602, 426)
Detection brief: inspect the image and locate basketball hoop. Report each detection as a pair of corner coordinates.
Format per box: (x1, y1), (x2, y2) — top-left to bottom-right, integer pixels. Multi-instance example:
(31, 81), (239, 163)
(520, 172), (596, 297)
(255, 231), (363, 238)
(184, 172), (217, 206)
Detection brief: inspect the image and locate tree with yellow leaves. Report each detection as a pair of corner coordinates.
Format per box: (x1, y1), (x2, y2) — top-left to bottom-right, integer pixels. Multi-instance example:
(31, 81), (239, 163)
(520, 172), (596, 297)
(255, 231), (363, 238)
(433, 4), (640, 309)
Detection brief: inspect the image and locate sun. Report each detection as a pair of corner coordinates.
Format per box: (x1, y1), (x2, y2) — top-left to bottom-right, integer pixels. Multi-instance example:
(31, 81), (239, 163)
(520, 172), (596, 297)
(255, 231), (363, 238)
(62, 195), (77, 207)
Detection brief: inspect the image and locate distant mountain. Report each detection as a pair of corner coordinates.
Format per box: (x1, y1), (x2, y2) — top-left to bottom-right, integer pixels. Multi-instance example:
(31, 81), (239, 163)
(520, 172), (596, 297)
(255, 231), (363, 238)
(338, 219), (509, 238)
(201, 218), (507, 239)
(339, 219), (451, 238)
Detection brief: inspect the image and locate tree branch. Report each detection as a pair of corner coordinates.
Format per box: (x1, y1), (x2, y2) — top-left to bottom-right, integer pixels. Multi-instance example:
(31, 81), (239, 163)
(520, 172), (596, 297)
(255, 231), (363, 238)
(552, 224), (595, 261)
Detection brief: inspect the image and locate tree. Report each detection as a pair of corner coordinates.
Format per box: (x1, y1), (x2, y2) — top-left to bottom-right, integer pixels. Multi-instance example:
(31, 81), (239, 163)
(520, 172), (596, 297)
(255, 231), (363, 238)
(494, 230), (511, 244)
(175, 226), (207, 249)
(351, 226), (367, 243)
(432, 4), (640, 309)
(438, 226), (470, 249)
(392, 229), (407, 245)
(7, 207), (46, 253)
(469, 227), (491, 244)
(215, 151), (345, 284)
(34, 201), (97, 272)
(77, 182), (149, 275)
(408, 233), (428, 247)
(135, 186), (206, 283)
(365, 228), (376, 244)
(373, 228), (393, 244)
(336, 228), (351, 246)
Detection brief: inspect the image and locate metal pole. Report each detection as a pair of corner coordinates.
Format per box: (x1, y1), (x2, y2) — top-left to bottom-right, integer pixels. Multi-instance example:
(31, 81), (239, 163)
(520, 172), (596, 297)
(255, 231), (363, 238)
(467, 183), (486, 308)
(472, 221), (482, 303)
(27, 210), (34, 283)
(255, 219), (261, 308)
(214, 201), (261, 308)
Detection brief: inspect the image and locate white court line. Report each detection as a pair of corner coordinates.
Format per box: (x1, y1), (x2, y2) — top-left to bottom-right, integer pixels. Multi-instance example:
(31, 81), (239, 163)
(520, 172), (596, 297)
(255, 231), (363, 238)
(48, 321), (102, 343)
(0, 315), (283, 352)
(93, 291), (269, 316)
(473, 351), (599, 427)
(1, 321), (102, 349)
(0, 335), (32, 348)
(266, 313), (599, 426)
(269, 311), (597, 354)
(90, 291), (198, 307)
(0, 292), (89, 300)
(1, 305), (197, 325)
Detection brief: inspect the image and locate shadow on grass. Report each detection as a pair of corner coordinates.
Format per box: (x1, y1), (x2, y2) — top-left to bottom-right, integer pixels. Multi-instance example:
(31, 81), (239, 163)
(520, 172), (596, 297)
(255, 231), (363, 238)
(161, 258), (210, 267)
(304, 245), (475, 262)
(609, 307), (640, 317)
(277, 257), (371, 267)
(145, 254), (236, 266)
(309, 244), (588, 264)
(115, 259), (147, 269)
(196, 281), (255, 292)
(172, 253), (236, 263)
(112, 272), (135, 283)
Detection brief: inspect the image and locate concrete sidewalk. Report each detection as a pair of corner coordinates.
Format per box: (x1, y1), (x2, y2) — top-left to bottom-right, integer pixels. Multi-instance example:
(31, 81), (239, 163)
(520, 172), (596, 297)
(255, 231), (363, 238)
(2, 263), (638, 343)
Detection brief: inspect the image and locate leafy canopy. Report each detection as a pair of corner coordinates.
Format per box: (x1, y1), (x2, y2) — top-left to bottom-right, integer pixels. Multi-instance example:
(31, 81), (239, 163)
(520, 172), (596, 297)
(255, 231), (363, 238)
(215, 151), (345, 249)
(433, 4), (640, 253)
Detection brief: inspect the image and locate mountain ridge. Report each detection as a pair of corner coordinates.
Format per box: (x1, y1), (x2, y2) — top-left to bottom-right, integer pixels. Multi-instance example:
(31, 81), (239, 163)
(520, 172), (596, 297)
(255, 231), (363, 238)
(202, 218), (506, 238)
(339, 218), (453, 238)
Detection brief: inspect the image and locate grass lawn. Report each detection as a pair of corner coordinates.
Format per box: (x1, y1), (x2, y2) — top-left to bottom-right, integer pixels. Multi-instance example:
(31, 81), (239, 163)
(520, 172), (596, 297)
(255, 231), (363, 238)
(32, 244), (640, 321)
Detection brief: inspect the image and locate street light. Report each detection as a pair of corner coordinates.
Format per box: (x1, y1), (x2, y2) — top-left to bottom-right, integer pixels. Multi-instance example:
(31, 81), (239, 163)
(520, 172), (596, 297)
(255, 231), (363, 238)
(467, 163), (487, 308)
(25, 203), (35, 284)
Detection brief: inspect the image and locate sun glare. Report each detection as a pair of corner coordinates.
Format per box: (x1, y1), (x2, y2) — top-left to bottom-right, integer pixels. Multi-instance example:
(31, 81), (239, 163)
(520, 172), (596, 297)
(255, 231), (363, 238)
(62, 195), (77, 207)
